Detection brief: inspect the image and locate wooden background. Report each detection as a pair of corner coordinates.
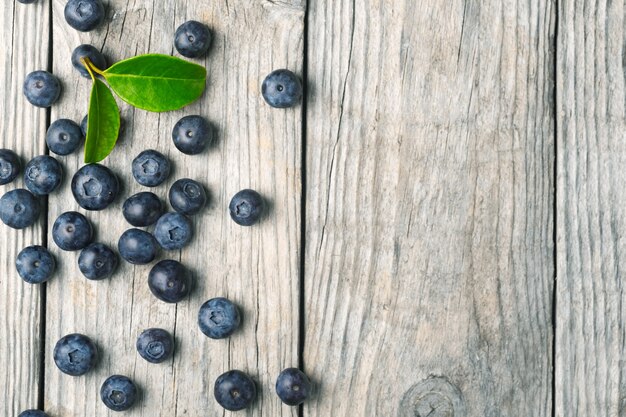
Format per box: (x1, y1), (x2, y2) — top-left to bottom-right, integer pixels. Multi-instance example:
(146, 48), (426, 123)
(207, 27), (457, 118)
(0, 0), (621, 416)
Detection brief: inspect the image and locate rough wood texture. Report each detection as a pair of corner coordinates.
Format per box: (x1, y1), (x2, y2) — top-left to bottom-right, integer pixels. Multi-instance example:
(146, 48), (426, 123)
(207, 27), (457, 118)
(0, 1), (49, 415)
(45, 0), (303, 415)
(303, 1), (555, 416)
(556, 1), (626, 416)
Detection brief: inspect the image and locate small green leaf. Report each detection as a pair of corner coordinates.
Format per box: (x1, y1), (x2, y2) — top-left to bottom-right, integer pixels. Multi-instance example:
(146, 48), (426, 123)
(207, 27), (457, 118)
(103, 54), (206, 112)
(84, 77), (121, 163)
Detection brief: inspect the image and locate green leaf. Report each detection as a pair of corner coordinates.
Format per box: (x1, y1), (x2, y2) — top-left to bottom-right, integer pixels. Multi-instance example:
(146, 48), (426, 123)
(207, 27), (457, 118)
(84, 77), (121, 163)
(103, 54), (206, 112)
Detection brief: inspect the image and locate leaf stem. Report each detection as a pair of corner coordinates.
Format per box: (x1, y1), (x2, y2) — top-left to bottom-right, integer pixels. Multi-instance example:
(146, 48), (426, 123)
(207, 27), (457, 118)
(81, 57), (106, 79)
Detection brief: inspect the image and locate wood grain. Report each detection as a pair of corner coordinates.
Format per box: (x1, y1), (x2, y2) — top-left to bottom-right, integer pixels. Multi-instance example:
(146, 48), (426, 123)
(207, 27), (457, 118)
(555, 1), (626, 416)
(303, 1), (555, 416)
(0, 1), (49, 415)
(45, 0), (303, 415)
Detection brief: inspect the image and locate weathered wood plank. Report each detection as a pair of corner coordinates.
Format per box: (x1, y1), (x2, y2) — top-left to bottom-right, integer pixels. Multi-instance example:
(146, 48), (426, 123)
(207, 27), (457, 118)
(0, 1), (49, 415)
(45, 0), (303, 415)
(303, 1), (555, 416)
(555, 2), (626, 416)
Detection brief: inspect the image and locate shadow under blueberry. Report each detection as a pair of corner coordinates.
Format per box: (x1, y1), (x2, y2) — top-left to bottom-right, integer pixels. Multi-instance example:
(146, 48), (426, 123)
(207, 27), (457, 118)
(260, 195), (273, 224)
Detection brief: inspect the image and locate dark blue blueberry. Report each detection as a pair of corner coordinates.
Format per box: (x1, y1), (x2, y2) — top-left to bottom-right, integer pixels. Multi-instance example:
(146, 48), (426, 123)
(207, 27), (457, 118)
(198, 297), (241, 339)
(52, 211), (93, 251)
(0, 189), (40, 229)
(24, 155), (63, 195)
(136, 328), (174, 363)
(122, 192), (163, 227)
(16, 245), (55, 284)
(172, 115), (213, 155)
(53, 333), (98, 376)
(0, 149), (21, 185)
(80, 115), (88, 137)
(71, 44), (107, 78)
(154, 213), (192, 250)
(78, 243), (118, 280)
(46, 119), (83, 156)
(131, 150), (170, 187)
(64, 0), (105, 32)
(169, 179), (206, 216)
(214, 370), (256, 411)
(262, 69), (302, 108)
(18, 411), (49, 417)
(174, 20), (212, 58)
(148, 260), (191, 303)
(100, 375), (138, 412)
(228, 189), (265, 226)
(275, 368), (312, 406)
(71, 164), (119, 210)
(23, 71), (61, 108)
(17, 0), (38, 3)
(118, 228), (158, 265)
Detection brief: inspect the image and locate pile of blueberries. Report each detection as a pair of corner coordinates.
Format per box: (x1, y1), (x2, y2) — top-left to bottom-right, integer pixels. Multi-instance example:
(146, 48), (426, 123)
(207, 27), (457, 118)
(14, 0), (309, 415)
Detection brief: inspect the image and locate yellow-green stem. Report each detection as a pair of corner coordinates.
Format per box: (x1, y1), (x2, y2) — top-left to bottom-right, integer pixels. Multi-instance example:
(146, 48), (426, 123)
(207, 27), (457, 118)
(80, 57), (106, 79)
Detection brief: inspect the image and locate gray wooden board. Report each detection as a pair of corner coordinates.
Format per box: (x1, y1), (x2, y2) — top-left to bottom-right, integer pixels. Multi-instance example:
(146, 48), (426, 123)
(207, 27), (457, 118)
(0, 0), (49, 415)
(303, 1), (555, 416)
(44, 0), (303, 415)
(556, 1), (626, 415)
(11, 0), (621, 415)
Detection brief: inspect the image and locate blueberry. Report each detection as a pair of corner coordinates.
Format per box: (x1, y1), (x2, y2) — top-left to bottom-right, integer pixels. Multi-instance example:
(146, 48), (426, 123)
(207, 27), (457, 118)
(174, 20), (212, 58)
(136, 328), (174, 363)
(172, 115), (212, 155)
(262, 69), (302, 108)
(24, 155), (63, 196)
(17, 0), (38, 3)
(71, 164), (119, 210)
(118, 228), (158, 265)
(0, 189), (40, 229)
(0, 149), (21, 185)
(16, 245), (55, 284)
(214, 370), (256, 411)
(276, 368), (312, 406)
(64, 0), (105, 32)
(52, 211), (93, 251)
(169, 179), (206, 215)
(78, 243), (118, 280)
(46, 119), (83, 156)
(80, 115), (88, 137)
(148, 260), (191, 303)
(18, 411), (49, 417)
(154, 213), (193, 250)
(132, 150), (170, 187)
(53, 333), (98, 376)
(122, 192), (163, 227)
(198, 297), (241, 339)
(100, 375), (138, 412)
(23, 71), (61, 108)
(71, 44), (107, 78)
(228, 189), (265, 226)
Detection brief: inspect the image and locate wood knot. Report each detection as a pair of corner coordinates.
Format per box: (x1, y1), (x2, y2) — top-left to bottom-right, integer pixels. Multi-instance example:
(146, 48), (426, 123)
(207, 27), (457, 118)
(398, 376), (465, 417)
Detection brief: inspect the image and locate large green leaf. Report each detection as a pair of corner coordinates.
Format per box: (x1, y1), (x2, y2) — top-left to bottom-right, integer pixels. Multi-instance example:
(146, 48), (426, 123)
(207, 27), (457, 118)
(84, 77), (121, 163)
(103, 54), (206, 112)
